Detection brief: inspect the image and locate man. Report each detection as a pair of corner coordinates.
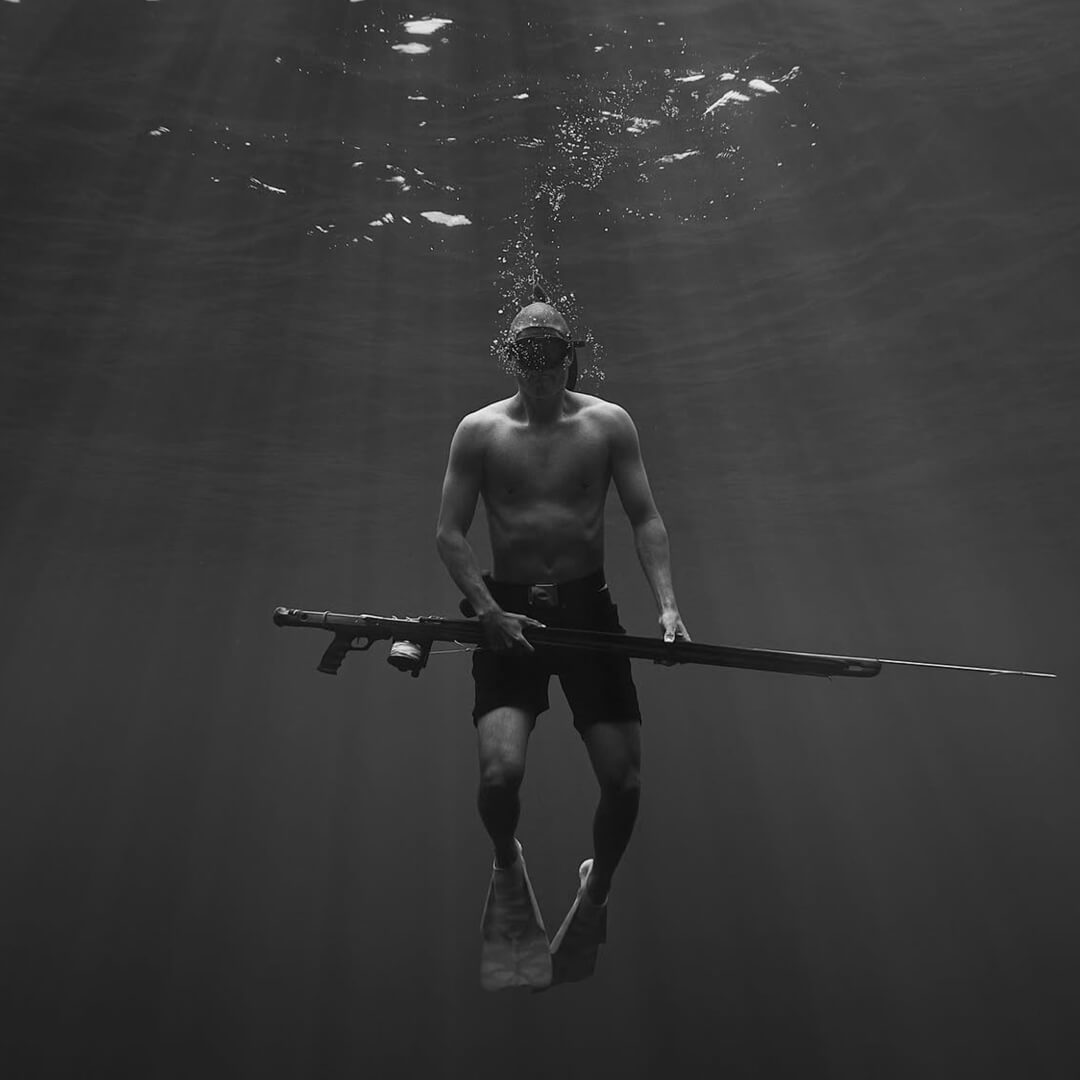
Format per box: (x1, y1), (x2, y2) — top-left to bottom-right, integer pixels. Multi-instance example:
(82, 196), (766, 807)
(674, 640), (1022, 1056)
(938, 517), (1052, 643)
(434, 288), (689, 991)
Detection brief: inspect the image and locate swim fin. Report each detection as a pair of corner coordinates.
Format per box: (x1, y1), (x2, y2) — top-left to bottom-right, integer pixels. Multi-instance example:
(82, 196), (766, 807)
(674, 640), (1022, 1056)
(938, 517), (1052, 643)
(479, 840), (552, 991)
(547, 858), (608, 985)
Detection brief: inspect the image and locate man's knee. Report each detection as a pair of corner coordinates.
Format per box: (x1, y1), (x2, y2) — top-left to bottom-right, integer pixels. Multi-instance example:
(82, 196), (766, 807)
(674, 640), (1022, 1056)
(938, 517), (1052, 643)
(476, 707), (533, 790)
(583, 720), (641, 795)
(478, 758), (525, 793)
(599, 769), (641, 803)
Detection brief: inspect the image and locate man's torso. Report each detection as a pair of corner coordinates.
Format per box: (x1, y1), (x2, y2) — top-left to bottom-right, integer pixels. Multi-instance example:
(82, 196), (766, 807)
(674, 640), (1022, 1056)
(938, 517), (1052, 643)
(475, 392), (615, 583)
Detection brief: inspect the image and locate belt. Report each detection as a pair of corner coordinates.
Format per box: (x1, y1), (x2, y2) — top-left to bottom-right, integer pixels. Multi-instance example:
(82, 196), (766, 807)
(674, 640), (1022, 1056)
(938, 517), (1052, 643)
(485, 567), (608, 612)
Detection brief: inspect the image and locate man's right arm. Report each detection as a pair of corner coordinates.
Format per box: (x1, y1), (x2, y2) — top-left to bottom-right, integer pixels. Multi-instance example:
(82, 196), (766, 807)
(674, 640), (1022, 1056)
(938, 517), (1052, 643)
(435, 415), (545, 651)
(434, 415), (501, 618)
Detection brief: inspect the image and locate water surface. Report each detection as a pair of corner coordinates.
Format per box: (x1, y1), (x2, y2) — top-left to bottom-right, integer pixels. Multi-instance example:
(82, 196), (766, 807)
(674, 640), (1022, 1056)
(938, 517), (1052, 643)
(2, 1), (1079, 1076)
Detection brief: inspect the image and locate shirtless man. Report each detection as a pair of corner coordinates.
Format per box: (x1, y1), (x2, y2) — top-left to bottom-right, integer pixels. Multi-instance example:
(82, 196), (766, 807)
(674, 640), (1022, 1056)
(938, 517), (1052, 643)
(435, 291), (689, 991)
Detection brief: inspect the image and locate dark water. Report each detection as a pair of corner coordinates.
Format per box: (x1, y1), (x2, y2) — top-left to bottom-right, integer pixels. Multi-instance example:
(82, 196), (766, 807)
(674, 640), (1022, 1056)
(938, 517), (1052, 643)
(2, 1), (1079, 1076)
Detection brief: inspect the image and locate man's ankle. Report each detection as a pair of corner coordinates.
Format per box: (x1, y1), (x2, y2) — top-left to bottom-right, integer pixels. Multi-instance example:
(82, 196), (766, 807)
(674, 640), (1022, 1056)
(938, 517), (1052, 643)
(585, 867), (610, 905)
(494, 843), (519, 870)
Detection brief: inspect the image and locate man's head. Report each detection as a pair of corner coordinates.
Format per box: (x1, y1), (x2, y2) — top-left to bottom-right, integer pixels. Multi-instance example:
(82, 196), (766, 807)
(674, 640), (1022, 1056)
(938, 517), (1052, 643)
(506, 289), (578, 393)
(509, 300), (571, 342)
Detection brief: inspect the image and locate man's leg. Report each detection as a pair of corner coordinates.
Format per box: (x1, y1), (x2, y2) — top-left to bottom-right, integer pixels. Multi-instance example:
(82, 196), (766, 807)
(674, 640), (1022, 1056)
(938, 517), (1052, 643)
(545, 719), (639, 984)
(476, 706), (535, 867)
(581, 721), (642, 905)
(476, 705), (550, 991)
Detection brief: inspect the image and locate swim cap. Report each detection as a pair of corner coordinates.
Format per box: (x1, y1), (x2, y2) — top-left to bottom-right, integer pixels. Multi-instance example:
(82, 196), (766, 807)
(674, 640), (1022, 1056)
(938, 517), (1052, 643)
(509, 289), (570, 342)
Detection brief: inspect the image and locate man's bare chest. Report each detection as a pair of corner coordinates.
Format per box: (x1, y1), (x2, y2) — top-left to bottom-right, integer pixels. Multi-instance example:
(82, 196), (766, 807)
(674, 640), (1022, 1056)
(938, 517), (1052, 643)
(483, 422), (611, 502)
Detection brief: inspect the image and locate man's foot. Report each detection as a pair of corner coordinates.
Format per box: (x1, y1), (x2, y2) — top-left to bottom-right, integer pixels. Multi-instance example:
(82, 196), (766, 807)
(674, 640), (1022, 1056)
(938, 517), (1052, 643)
(480, 839), (552, 992)
(547, 858), (608, 986)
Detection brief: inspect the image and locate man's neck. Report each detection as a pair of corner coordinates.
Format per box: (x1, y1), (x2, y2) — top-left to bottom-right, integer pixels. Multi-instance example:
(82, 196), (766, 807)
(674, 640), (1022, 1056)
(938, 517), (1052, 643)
(515, 389), (566, 426)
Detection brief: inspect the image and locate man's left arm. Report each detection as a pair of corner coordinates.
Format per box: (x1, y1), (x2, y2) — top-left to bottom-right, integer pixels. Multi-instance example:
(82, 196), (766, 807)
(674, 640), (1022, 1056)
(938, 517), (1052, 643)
(608, 404), (690, 645)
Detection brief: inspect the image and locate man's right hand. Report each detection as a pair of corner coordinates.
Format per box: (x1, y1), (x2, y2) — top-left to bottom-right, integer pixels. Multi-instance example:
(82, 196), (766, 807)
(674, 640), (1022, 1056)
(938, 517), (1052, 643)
(479, 609), (546, 653)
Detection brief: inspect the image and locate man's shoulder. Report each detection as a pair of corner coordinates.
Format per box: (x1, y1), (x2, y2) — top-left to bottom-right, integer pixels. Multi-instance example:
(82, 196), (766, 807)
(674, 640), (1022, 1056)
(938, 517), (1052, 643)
(458, 398), (513, 432)
(575, 394), (632, 430)
(449, 400), (515, 456)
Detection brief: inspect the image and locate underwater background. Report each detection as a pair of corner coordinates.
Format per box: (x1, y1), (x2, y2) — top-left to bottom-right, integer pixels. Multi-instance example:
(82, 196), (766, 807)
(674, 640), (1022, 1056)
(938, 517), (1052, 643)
(2, 1), (1079, 1076)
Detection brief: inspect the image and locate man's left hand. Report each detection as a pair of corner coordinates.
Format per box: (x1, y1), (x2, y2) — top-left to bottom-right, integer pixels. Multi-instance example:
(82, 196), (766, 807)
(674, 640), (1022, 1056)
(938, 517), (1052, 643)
(656, 609), (690, 664)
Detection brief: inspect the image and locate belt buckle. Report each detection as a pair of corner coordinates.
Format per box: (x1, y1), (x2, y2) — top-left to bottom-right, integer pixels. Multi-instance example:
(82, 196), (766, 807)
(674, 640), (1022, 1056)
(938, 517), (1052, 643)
(528, 583), (559, 609)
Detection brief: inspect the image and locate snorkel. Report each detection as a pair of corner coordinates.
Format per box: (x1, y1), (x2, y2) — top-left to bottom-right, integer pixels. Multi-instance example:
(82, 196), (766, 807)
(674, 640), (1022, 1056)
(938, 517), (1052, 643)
(507, 285), (585, 392)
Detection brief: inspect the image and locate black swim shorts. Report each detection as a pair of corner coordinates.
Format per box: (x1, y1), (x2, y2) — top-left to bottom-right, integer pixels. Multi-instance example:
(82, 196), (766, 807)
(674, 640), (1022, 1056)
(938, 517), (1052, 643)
(471, 568), (642, 735)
